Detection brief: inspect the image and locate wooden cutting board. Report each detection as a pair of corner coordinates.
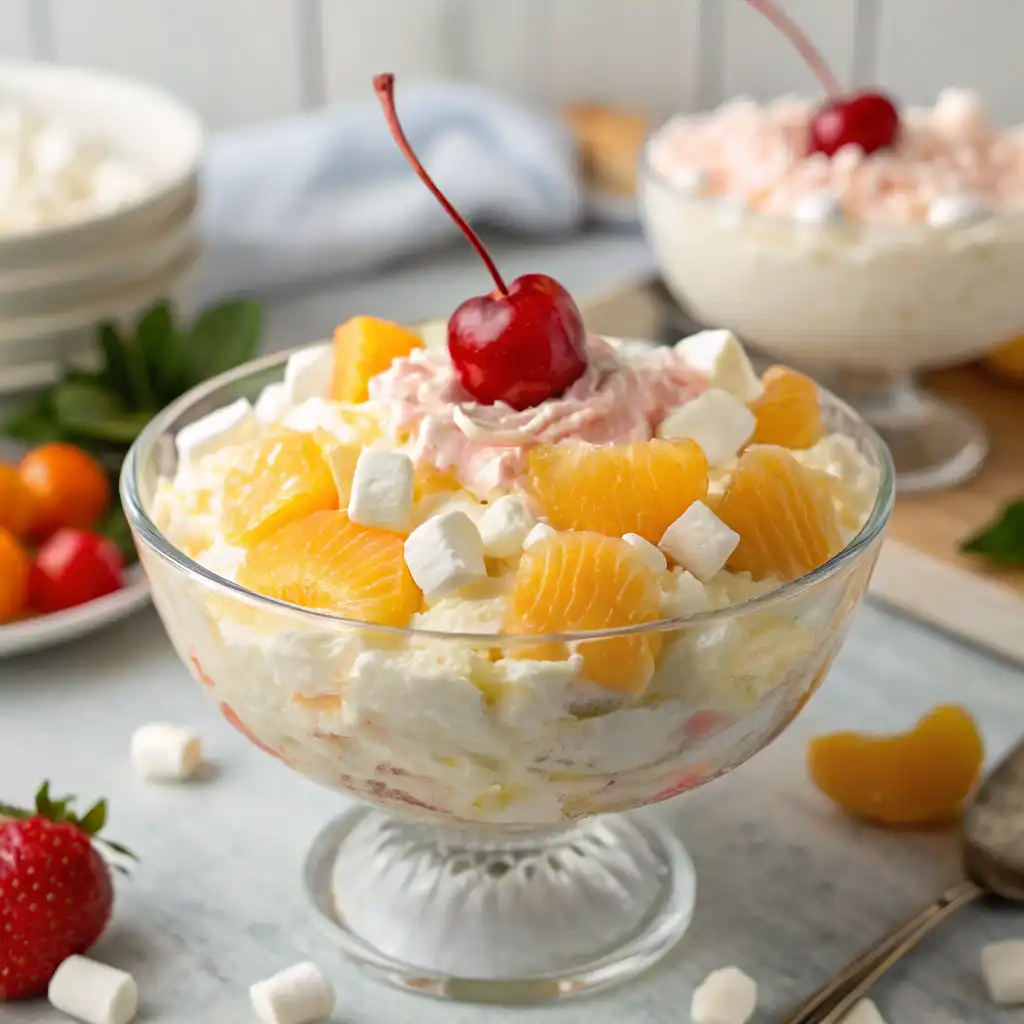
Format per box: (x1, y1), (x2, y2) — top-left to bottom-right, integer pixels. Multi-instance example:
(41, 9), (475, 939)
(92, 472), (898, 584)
(579, 277), (1024, 665)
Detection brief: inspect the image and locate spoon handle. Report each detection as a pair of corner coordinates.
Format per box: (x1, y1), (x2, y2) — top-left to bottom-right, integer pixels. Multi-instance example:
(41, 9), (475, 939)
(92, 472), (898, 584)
(783, 878), (984, 1024)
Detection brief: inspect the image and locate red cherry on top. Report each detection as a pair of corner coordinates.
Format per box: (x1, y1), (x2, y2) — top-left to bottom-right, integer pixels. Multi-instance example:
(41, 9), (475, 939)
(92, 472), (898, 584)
(373, 73), (588, 411)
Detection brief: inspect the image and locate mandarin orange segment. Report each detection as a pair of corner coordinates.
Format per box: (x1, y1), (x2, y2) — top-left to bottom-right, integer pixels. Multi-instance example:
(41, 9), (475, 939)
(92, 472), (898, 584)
(331, 316), (424, 403)
(413, 463), (460, 501)
(807, 705), (983, 825)
(0, 464), (34, 539)
(238, 510), (421, 626)
(717, 444), (842, 582)
(749, 365), (822, 449)
(221, 431), (339, 547)
(525, 439), (708, 544)
(505, 531), (662, 693)
(0, 527), (31, 624)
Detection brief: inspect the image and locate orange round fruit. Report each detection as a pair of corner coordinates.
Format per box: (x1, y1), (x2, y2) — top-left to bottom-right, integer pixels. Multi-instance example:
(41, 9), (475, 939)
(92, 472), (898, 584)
(0, 463), (35, 539)
(0, 527), (31, 624)
(19, 444), (111, 538)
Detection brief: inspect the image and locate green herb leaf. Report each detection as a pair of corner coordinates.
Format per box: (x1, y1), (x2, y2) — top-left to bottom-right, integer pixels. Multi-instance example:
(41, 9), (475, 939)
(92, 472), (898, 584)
(961, 500), (1024, 566)
(97, 503), (138, 564)
(185, 299), (263, 384)
(54, 382), (152, 444)
(98, 323), (137, 407)
(3, 392), (67, 444)
(77, 799), (107, 836)
(135, 301), (188, 406)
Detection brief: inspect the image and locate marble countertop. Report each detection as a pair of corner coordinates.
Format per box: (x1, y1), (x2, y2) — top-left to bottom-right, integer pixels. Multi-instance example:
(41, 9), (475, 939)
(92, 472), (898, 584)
(3, 232), (1023, 1023)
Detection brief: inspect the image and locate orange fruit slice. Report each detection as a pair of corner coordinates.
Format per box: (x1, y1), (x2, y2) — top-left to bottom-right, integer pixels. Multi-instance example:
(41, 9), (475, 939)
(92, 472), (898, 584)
(505, 531), (662, 694)
(717, 444), (842, 581)
(525, 439), (708, 544)
(331, 316), (424, 403)
(748, 365), (822, 449)
(222, 432), (339, 547)
(0, 527), (31, 624)
(0, 464), (35, 539)
(807, 705), (983, 825)
(238, 509), (421, 626)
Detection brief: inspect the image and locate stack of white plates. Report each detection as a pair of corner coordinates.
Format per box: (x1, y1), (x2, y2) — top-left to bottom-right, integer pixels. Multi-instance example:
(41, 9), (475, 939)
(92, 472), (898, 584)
(0, 62), (203, 395)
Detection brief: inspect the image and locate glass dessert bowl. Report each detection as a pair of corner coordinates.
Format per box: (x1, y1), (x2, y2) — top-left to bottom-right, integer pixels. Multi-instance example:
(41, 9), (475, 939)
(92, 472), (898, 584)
(121, 323), (893, 1003)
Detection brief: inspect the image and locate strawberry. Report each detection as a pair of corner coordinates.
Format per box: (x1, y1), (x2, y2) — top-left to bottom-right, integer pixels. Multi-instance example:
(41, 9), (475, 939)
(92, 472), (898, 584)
(0, 782), (135, 1001)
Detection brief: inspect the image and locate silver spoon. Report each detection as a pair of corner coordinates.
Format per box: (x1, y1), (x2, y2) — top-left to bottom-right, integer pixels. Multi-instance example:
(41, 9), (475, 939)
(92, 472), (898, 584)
(784, 735), (1024, 1023)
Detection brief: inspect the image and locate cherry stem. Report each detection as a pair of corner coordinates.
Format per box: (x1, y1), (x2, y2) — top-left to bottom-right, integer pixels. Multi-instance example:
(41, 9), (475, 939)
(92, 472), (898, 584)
(374, 73), (509, 296)
(744, 0), (842, 97)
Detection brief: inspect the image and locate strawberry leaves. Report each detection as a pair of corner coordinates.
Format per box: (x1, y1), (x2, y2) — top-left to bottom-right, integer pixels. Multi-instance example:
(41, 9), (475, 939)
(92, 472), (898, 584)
(961, 500), (1024, 567)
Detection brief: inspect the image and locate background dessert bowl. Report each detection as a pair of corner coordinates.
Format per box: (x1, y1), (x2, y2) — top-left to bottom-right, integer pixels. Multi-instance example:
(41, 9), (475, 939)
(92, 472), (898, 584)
(120, 340), (894, 999)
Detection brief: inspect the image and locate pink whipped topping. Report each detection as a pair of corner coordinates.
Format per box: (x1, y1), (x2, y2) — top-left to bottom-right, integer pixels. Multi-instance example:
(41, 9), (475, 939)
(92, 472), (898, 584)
(649, 90), (1024, 224)
(368, 336), (705, 496)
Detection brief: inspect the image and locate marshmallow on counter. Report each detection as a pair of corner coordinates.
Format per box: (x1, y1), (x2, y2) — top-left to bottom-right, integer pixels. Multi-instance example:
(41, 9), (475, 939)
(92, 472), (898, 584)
(675, 329), (763, 402)
(253, 383), (291, 425)
(250, 961), (336, 1024)
(841, 999), (888, 1024)
(690, 966), (758, 1024)
(282, 342), (333, 405)
(130, 723), (203, 782)
(927, 192), (991, 229)
(622, 533), (668, 574)
(348, 450), (414, 531)
(660, 501), (739, 582)
(48, 955), (138, 1024)
(522, 522), (557, 551)
(981, 938), (1024, 1004)
(657, 388), (755, 466)
(404, 509), (487, 602)
(478, 495), (536, 558)
(175, 398), (258, 468)
(793, 189), (844, 226)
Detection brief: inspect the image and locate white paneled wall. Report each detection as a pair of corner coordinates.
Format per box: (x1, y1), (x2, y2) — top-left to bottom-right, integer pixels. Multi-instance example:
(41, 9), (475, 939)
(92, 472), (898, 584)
(2, 0), (1024, 126)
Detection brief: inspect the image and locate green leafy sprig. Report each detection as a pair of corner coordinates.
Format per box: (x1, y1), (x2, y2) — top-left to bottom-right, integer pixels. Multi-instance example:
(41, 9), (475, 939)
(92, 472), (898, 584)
(961, 500), (1024, 567)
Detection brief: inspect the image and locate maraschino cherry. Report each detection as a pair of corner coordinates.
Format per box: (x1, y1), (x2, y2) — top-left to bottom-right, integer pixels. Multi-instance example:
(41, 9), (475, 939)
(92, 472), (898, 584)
(374, 73), (588, 411)
(746, 0), (900, 157)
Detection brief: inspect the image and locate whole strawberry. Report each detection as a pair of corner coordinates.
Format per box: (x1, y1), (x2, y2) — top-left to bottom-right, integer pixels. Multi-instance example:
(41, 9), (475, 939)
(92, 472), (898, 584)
(0, 782), (135, 1001)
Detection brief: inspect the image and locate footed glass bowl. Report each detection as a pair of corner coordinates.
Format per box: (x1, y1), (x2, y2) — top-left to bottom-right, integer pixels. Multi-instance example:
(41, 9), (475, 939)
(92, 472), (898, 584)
(121, 345), (894, 1003)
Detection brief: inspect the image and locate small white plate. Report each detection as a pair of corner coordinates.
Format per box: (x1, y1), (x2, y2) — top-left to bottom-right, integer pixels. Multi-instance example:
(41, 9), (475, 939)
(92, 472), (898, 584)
(0, 563), (150, 658)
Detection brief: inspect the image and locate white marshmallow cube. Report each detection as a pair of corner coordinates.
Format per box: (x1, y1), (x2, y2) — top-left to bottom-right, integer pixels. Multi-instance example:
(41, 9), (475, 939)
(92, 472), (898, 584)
(675, 329), (763, 402)
(130, 723), (203, 782)
(841, 999), (887, 1024)
(927, 192), (991, 229)
(175, 398), (258, 468)
(657, 389), (755, 466)
(478, 495), (536, 558)
(622, 533), (668, 574)
(981, 938), (1024, 1004)
(48, 955), (138, 1024)
(250, 962), (335, 1024)
(404, 510), (486, 602)
(522, 522), (556, 551)
(669, 164), (707, 194)
(660, 501), (739, 582)
(348, 450), (414, 531)
(659, 569), (709, 618)
(793, 189), (844, 225)
(691, 966), (758, 1024)
(933, 87), (987, 136)
(254, 382), (291, 425)
(282, 343), (333, 405)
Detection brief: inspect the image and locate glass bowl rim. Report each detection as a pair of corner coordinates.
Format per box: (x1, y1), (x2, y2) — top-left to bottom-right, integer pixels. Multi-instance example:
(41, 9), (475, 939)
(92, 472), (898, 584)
(121, 340), (896, 645)
(639, 113), (1024, 238)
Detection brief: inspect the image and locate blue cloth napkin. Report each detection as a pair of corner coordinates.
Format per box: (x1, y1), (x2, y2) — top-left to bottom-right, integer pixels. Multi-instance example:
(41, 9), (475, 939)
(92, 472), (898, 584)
(197, 81), (585, 302)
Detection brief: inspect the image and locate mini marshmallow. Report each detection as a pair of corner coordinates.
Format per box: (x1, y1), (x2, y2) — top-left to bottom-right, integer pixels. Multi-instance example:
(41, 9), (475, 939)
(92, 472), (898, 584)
(282, 343), (333, 405)
(404, 510), (486, 602)
(793, 189), (844, 225)
(927, 192), (991, 229)
(478, 495), (536, 558)
(175, 398), (258, 468)
(659, 569), (709, 618)
(981, 938), (1024, 1004)
(691, 966), (758, 1024)
(622, 533), (668, 574)
(348, 450), (414, 531)
(48, 955), (138, 1024)
(675, 329), (763, 402)
(254, 383), (291, 425)
(933, 87), (987, 136)
(250, 961), (335, 1024)
(841, 999), (887, 1024)
(660, 501), (739, 582)
(669, 164), (707, 194)
(522, 522), (556, 551)
(130, 723), (203, 782)
(657, 389), (755, 466)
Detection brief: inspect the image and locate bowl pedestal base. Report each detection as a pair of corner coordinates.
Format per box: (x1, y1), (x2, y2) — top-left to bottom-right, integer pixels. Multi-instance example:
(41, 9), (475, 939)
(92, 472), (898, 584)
(304, 807), (696, 1003)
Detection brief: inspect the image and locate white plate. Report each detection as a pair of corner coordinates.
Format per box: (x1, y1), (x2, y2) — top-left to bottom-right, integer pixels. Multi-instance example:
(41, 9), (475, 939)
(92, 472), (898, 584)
(0, 563), (150, 658)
